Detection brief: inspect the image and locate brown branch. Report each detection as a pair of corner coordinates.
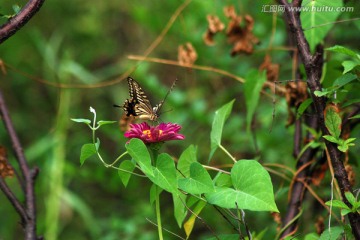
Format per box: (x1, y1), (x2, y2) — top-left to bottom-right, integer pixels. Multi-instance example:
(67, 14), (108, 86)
(0, 177), (27, 222)
(0, 90), (39, 239)
(278, 0), (360, 238)
(0, 0), (45, 44)
(281, 116), (319, 238)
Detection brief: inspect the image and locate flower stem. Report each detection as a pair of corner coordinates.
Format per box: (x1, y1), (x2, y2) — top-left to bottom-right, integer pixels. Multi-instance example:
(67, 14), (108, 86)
(155, 185), (163, 240)
(110, 151), (128, 167)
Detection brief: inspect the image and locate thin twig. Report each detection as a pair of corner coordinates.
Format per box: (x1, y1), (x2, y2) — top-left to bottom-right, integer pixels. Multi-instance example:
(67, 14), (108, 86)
(3, 0), (192, 89)
(0, 90), (38, 239)
(0, 177), (27, 221)
(178, 196), (219, 240)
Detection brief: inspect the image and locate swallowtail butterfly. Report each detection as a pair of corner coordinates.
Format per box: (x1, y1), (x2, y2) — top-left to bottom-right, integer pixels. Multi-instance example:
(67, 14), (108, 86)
(115, 77), (176, 121)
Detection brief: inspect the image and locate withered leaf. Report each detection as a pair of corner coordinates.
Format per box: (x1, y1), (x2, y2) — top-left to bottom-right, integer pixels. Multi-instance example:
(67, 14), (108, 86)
(203, 15), (225, 46)
(0, 146), (14, 178)
(259, 55), (280, 83)
(178, 43), (198, 66)
(224, 6), (259, 55)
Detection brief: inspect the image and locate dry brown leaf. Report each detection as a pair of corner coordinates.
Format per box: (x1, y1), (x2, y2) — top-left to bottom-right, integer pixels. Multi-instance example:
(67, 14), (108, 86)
(0, 146), (14, 178)
(285, 81), (308, 126)
(271, 212), (282, 231)
(223, 5), (237, 19)
(311, 162), (328, 186)
(315, 216), (325, 235)
(224, 6), (259, 55)
(345, 164), (355, 186)
(259, 55), (280, 83)
(178, 43), (198, 66)
(203, 15), (225, 46)
(0, 59), (7, 75)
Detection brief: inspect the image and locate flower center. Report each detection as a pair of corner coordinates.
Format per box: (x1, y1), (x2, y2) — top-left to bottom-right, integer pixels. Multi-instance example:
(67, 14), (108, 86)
(142, 129), (163, 138)
(143, 130), (151, 138)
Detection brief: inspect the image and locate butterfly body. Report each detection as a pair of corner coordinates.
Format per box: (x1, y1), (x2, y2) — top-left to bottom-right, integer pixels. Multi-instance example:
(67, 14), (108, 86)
(121, 77), (175, 121)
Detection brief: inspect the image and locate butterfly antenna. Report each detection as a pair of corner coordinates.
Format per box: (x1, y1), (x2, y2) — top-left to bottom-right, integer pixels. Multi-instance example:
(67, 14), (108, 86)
(159, 108), (173, 114)
(113, 104), (122, 108)
(157, 78), (178, 113)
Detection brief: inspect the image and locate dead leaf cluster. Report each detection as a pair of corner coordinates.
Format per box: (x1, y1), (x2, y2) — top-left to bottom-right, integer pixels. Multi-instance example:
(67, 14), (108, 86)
(202, 6), (259, 56)
(0, 146), (14, 178)
(178, 42), (198, 66)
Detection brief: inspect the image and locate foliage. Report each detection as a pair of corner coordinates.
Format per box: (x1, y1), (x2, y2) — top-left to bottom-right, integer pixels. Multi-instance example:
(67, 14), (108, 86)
(72, 104), (278, 239)
(0, 0), (360, 239)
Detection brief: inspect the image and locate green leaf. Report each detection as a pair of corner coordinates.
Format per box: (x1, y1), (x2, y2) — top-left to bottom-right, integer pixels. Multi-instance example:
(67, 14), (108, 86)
(178, 145), (197, 177)
(325, 199), (350, 210)
(97, 120), (117, 126)
(337, 138), (355, 152)
(338, 138), (356, 152)
(178, 162), (214, 194)
(173, 193), (187, 228)
(345, 138), (356, 144)
(71, 118), (91, 124)
(149, 153), (178, 194)
(244, 69), (266, 132)
(118, 160), (136, 187)
(332, 73), (357, 88)
(337, 142), (348, 152)
(319, 226), (343, 240)
(126, 138), (154, 177)
(345, 191), (356, 205)
(206, 160), (278, 212)
(12, 5), (21, 14)
(349, 114), (360, 119)
(325, 106), (342, 138)
(80, 143), (97, 165)
(184, 200), (206, 239)
(304, 233), (321, 240)
(326, 45), (360, 58)
(296, 98), (313, 119)
(342, 60), (360, 74)
(95, 138), (100, 150)
(323, 135), (340, 144)
(301, 0), (343, 53)
(341, 208), (352, 216)
(314, 90), (330, 97)
(214, 172), (232, 188)
(209, 100), (235, 160)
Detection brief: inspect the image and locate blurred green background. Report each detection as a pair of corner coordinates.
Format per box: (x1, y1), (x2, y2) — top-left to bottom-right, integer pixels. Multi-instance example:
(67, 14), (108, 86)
(0, 0), (359, 239)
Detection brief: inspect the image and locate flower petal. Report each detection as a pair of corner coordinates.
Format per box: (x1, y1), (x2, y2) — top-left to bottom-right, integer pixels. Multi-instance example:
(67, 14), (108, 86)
(124, 122), (185, 144)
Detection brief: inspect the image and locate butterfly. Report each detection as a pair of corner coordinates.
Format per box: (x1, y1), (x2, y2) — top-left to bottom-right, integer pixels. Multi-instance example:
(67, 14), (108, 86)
(115, 77), (177, 121)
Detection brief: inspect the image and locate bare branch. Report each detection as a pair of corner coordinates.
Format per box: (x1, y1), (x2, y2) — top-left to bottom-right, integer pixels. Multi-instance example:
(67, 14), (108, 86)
(0, 0), (45, 44)
(0, 90), (38, 239)
(0, 177), (27, 221)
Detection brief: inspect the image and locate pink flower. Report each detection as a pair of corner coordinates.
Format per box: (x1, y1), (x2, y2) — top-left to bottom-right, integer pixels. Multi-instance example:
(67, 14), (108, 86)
(124, 122), (185, 144)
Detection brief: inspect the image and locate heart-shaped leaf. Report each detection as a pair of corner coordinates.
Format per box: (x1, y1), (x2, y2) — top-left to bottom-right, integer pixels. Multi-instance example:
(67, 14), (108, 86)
(178, 162), (214, 194)
(126, 138), (154, 177)
(206, 160), (278, 212)
(148, 153), (178, 194)
(118, 160), (136, 187)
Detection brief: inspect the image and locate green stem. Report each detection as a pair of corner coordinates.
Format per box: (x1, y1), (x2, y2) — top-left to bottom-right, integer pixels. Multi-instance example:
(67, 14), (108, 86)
(219, 144), (237, 163)
(109, 151), (128, 167)
(155, 185), (163, 240)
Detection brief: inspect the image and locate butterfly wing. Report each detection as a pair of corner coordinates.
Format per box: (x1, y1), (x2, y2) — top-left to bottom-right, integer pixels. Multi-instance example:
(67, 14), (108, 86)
(123, 77), (157, 120)
(122, 77), (177, 121)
